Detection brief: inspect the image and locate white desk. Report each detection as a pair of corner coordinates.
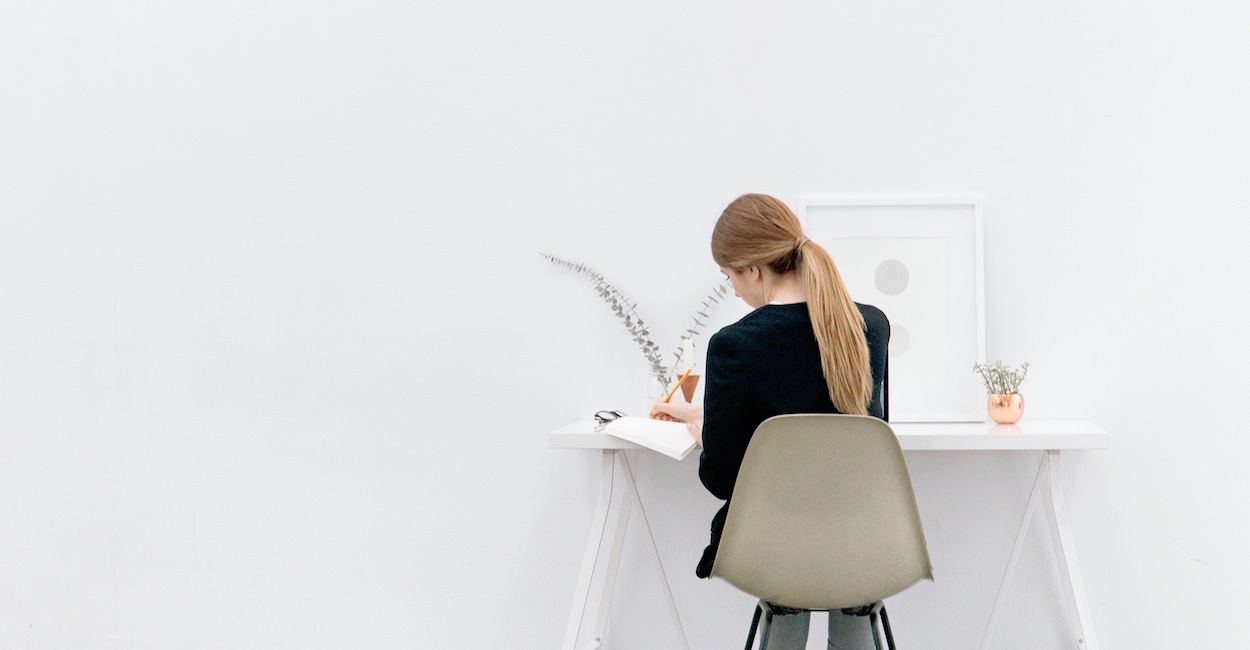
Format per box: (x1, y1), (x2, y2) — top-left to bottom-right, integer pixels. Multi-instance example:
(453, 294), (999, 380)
(551, 419), (1108, 650)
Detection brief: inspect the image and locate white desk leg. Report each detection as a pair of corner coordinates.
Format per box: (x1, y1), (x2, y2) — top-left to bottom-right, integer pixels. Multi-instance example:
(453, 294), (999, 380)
(1044, 450), (1100, 650)
(619, 453), (691, 650)
(563, 450), (616, 650)
(591, 461), (636, 649)
(979, 452), (1048, 650)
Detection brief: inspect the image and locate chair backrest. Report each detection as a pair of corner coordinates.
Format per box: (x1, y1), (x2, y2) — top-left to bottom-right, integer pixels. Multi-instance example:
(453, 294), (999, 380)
(711, 414), (933, 610)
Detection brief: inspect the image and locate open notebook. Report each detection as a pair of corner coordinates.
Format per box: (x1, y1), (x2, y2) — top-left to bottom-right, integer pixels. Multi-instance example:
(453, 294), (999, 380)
(603, 416), (697, 460)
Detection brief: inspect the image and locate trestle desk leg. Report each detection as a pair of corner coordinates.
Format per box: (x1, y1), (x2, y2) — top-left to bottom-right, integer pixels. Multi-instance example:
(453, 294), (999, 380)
(563, 451), (616, 650)
(619, 453), (691, 650)
(1044, 450), (1100, 650)
(979, 452), (1049, 650)
(591, 460), (636, 649)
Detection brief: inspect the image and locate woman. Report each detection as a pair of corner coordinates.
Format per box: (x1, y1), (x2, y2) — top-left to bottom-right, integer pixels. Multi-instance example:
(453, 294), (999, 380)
(651, 193), (889, 649)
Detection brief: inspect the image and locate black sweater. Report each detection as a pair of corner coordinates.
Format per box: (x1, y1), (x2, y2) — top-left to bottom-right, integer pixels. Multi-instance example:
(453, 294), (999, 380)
(695, 302), (889, 578)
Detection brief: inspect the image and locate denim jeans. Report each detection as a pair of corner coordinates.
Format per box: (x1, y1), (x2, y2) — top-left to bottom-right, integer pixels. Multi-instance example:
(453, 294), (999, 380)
(764, 609), (877, 650)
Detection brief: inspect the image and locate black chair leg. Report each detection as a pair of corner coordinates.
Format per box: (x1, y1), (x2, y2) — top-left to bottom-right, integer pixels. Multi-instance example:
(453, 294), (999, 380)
(758, 605), (775, 649)
(744, 603), (764, 650)
(868, 609), (883, 650)
(880, 605), (896, 650)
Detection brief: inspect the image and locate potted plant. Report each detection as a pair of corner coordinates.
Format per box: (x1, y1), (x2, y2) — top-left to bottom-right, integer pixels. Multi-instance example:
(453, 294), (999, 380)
(973, 361), (1030, 424)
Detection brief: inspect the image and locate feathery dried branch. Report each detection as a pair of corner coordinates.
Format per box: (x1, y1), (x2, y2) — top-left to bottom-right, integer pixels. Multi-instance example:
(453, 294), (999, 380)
(542, 252), (730, 388)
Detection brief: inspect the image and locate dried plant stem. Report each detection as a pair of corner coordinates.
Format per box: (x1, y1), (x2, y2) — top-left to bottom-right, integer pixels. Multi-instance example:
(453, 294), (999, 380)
(667, 284), (730, 380)
(543, 253), (730, 388)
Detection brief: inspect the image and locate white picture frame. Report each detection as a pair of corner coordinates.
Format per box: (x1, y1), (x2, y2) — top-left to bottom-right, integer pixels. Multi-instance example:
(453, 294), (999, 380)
(800, 197), (986, 422)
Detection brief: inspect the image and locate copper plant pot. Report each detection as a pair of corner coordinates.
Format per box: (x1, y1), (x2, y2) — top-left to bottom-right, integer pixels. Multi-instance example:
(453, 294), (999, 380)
(679, 374), (700, 402)
(987, 393), (1024, 424)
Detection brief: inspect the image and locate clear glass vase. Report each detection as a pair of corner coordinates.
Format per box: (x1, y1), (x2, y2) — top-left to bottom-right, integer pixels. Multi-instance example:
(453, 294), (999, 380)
(644, 372), (669, 418)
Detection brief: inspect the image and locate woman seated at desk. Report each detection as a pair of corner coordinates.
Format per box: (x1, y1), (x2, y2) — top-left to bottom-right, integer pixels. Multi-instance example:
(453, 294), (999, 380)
(651, 193), (889, 650)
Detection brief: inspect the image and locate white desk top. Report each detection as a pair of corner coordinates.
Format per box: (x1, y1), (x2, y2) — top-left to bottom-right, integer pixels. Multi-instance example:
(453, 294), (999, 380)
(550, 419), (1108, 452)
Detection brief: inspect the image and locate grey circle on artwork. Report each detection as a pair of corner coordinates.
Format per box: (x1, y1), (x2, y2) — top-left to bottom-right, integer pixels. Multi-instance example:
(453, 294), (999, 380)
(875, 259), (910, 296)
(889, 325), (910, 357)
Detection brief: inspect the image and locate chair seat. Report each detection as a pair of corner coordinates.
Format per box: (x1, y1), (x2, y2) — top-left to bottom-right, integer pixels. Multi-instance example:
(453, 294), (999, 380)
(710, 414), (933, 649)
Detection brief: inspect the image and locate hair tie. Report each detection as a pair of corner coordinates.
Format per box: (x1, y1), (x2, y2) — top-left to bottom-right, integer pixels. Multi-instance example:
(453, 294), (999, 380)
(795, 236), (810, 252)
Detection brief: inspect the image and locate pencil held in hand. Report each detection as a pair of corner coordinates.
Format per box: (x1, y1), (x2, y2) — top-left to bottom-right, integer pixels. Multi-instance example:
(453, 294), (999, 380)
(664, 367), (694, 404)
(650, 367), (694, 419)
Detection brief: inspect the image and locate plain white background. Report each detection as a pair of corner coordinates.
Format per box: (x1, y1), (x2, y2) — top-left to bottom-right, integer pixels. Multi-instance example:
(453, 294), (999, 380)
(3, 1), (1249, 648)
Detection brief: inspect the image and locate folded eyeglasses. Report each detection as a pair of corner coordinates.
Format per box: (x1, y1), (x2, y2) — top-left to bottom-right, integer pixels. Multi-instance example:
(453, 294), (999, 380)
(594, 410), (626, 431)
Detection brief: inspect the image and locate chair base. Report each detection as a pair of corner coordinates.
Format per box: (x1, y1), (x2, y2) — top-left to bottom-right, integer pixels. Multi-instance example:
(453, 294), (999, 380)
(744, 601), (896, 650)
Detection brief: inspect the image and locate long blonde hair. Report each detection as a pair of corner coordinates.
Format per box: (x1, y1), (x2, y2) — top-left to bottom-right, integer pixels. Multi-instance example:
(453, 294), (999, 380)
(710, 193), (872, 415)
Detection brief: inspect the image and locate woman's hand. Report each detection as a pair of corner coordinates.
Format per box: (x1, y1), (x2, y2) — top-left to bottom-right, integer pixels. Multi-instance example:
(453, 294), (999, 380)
(650, 400), (704, 446)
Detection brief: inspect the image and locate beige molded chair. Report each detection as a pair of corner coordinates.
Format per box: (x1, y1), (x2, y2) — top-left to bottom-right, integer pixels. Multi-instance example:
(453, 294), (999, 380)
(711, 414), (934, 650)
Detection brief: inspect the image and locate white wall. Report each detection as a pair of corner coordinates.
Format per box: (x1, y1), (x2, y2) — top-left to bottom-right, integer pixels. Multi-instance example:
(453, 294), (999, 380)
(3, 1), (1249, 648)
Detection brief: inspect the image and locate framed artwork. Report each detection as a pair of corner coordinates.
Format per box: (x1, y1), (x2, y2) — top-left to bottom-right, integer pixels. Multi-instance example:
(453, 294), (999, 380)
(801, 197), (986, 422)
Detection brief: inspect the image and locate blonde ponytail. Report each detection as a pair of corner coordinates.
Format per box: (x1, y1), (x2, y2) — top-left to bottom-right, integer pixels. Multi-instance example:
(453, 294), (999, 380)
(797, 240), (872, 415)
(712, 194), (873, 415)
